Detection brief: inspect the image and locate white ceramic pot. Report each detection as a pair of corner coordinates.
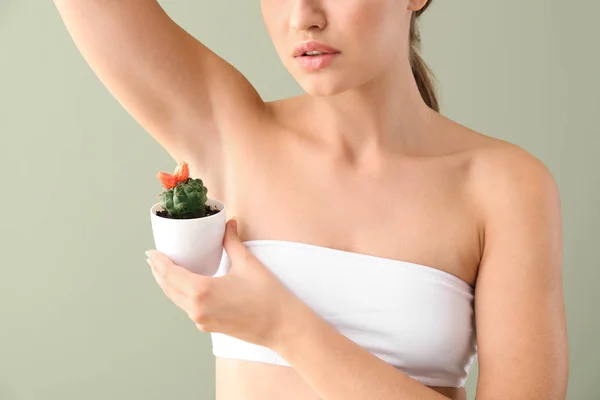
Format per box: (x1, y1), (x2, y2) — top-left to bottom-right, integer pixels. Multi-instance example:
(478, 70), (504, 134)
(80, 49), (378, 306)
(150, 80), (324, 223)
(149, 198), (226, 276)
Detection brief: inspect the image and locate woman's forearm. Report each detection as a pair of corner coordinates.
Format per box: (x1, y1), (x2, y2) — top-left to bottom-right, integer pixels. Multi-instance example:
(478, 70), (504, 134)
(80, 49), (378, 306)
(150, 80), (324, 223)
(271, 302), (450, 400)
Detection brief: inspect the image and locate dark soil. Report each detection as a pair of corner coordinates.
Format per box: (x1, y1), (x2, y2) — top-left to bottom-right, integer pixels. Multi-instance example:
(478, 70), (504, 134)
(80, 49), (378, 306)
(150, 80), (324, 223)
(155, 204), (221, 220)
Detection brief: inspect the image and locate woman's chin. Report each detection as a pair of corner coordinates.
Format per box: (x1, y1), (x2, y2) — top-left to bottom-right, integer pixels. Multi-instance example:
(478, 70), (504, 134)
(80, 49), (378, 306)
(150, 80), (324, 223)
(296, 78), (347, 98)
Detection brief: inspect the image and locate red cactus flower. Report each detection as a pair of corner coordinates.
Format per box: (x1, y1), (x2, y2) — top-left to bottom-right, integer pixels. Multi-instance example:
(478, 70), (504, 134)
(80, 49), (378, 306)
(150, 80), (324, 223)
(157, 172), (178, 189)
(173, 161), (190, 182)
(157, 161), (190, 189)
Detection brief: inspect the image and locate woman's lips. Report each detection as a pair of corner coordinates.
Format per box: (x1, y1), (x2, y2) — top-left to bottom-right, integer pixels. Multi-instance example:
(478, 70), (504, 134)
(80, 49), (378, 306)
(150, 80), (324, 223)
(295, 53), (340, 72)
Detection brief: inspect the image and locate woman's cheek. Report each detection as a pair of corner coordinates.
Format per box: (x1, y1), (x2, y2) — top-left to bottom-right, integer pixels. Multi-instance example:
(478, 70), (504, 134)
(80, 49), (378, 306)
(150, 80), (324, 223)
(342, 1), (393, 52)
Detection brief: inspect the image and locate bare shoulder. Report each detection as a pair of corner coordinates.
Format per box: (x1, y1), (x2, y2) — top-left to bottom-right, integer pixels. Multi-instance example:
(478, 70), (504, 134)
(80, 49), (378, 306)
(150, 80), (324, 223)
(453, 126), (563, 276)
(432, 113), (559, 208)
(464, 132), (560, 213)
(439, 119), (561, 244)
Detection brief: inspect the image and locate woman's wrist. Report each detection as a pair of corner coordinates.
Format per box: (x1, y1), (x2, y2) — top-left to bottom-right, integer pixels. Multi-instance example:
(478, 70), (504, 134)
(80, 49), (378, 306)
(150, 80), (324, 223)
(269, 296), (318, 353)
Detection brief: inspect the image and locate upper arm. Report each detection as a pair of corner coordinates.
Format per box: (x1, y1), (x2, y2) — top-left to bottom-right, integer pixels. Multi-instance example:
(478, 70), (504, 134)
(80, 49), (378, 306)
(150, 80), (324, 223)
(470, 144), (569, 399)
(53, 0), (269, 197)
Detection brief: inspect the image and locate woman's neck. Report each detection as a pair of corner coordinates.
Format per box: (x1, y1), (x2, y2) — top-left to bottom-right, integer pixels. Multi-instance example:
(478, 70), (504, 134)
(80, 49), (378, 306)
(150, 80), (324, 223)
(302, 60), (436, 166)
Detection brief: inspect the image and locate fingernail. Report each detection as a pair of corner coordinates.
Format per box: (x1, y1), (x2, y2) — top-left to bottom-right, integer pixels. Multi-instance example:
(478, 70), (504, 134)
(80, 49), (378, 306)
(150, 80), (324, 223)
(230, 219), (238, 233)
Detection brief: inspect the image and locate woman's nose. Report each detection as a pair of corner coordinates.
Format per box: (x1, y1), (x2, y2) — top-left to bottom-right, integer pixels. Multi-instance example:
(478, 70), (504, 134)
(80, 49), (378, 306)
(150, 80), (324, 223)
(289, 0), (327, 33)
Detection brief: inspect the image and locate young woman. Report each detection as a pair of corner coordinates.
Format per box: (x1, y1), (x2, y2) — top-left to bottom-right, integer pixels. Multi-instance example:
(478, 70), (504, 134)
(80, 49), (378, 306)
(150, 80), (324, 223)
(54, 1), (569, 399)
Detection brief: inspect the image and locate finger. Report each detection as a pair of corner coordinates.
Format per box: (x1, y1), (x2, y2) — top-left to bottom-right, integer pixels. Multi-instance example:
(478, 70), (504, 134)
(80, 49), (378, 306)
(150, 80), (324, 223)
(146, 250), (211, 297)
(149, 259), (210, 325)
(223, 219), (250, 262)
(149, 260), (189, 310)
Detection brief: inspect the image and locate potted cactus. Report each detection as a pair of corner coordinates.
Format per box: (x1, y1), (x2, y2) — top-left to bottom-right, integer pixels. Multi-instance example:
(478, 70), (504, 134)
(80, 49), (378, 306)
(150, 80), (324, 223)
(149, 161), (227, 276)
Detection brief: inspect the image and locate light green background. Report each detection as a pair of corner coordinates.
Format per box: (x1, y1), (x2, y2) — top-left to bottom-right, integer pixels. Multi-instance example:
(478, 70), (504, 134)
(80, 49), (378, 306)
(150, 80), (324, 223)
(1, 1), (598, 399)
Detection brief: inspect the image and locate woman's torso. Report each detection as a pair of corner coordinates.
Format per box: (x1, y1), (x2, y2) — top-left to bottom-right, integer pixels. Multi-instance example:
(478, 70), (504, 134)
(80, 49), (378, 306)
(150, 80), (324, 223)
(194, 96), (499, 400)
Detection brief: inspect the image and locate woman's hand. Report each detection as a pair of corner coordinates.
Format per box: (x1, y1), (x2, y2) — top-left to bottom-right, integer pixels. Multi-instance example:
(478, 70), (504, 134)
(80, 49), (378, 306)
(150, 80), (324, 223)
(145, 219), (303, 349)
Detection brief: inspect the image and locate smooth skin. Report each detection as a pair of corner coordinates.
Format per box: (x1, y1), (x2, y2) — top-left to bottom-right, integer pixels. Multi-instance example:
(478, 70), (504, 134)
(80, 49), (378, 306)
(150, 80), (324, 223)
(53, 0), (569, 399)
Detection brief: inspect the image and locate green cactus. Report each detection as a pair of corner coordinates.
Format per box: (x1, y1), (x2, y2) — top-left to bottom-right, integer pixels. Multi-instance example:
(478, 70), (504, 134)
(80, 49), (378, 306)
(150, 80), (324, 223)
(158, 177), (209, 219)
(155, 161), (220, 219)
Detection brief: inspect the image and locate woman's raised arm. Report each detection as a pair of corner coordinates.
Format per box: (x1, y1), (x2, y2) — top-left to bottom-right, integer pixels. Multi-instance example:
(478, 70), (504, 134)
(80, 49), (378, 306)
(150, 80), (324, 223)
(53, 0), (268, 193)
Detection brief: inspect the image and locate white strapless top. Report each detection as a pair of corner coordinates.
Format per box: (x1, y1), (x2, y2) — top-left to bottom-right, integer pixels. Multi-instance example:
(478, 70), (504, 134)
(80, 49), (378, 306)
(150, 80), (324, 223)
(210, 239), (478, 388)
